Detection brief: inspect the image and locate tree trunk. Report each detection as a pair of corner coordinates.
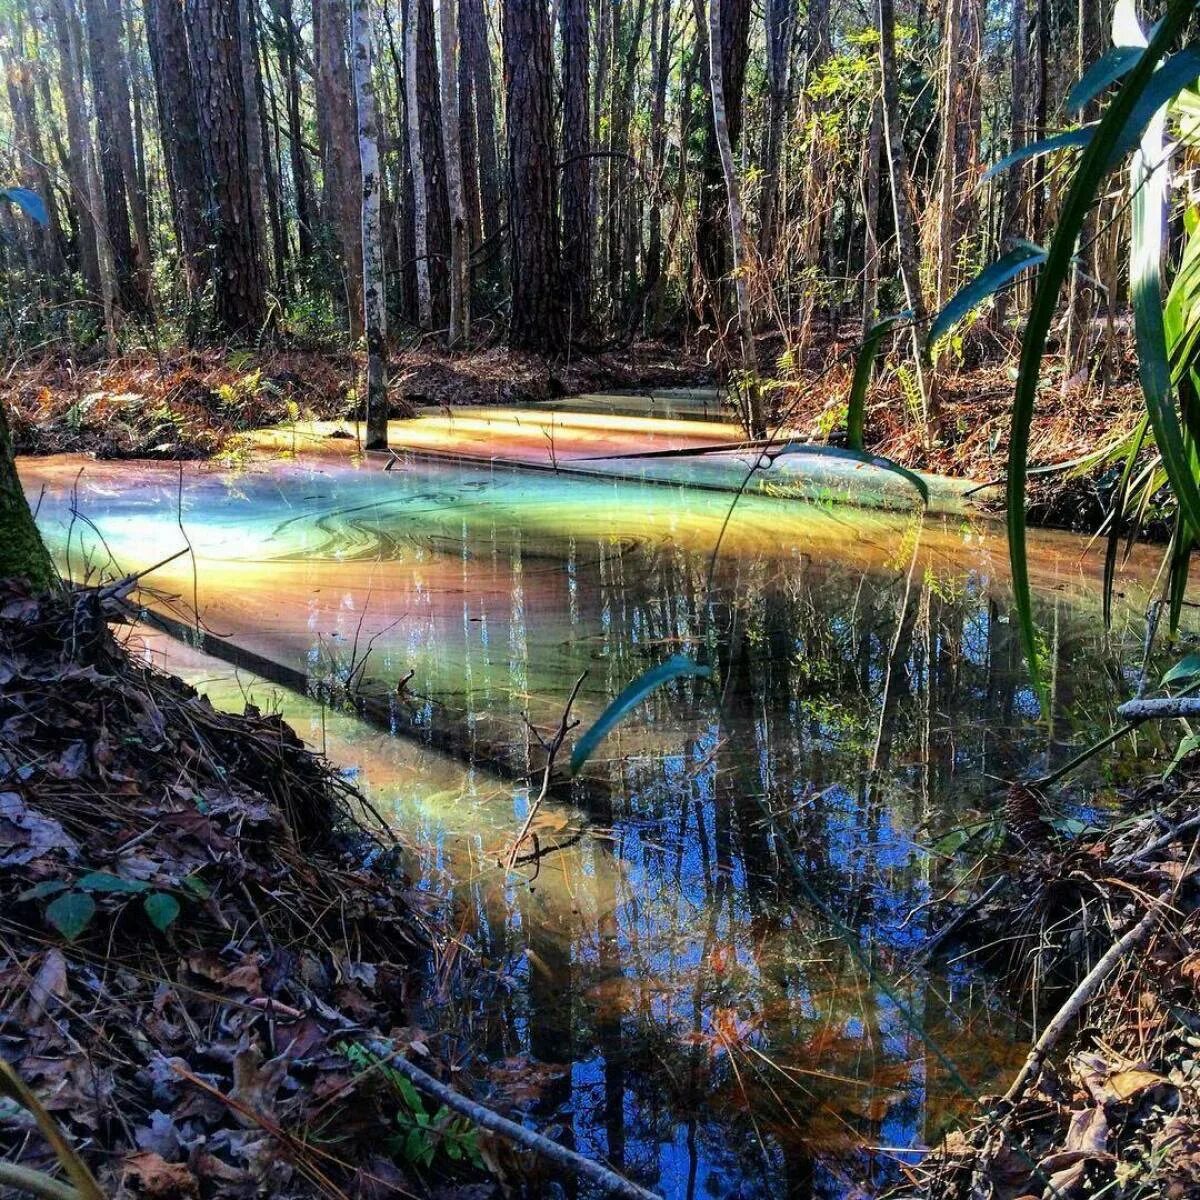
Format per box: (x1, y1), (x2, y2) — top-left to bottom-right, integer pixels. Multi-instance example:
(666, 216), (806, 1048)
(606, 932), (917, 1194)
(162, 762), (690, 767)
(693, 0), (750, 331)
(643, 0), (672, 322)
(0, 405), (55, 591)
(351, 0), (389, 447)
(877, 0), (936, 435)
(83, 0), (142, 314)
(995, 0), (1028, 328)
(52, 0), (116, 343)
(143, 0), (210, 298)
(239, 0), (271, 291)
(416, 0), (450, 324)
(560, 0), (590, 332)
(279, 0), (316, 266)
(317, 0), (364, 337)
(707, 0), (762, 435)
(403, 0), (432, 326)
(184, 0), (267, 337)
(862, 93), (881, 332)
(460, 0), (500, 254)
(439, 0), (470, 345)
(758, 0), (795, 263)
(105, 0), (153, 298)
(47, 0), (102, 301)
(503, 0), (561, 351)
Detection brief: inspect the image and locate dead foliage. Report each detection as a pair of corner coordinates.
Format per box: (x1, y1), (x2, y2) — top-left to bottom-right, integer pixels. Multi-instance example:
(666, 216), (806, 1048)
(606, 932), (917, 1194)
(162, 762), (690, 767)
(890, 772), (1200, 1199)
(2, 342), (705, 463)
(0, 577), (483, 1198)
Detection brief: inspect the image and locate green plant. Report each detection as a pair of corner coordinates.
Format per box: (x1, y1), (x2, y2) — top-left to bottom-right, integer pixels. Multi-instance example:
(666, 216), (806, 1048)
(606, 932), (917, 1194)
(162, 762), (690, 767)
(342, 1044), (484, 1170)
(930, 0), (1200, 697)
(19, 871), (193, 940)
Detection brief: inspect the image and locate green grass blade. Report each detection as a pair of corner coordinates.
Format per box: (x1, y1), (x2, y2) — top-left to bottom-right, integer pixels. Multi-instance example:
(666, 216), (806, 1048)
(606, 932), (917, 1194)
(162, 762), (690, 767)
(928, 242), (1047, 345)
(1102, 412), (1149, 628)
(570, 654), (712, 774)
(847, 313), (907, 451)
(1009, 0), (1195, 703)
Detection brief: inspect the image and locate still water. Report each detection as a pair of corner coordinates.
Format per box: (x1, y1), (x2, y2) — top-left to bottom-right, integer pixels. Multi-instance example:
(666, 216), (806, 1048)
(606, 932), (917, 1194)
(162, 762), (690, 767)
(19, 408), (1188, 1198)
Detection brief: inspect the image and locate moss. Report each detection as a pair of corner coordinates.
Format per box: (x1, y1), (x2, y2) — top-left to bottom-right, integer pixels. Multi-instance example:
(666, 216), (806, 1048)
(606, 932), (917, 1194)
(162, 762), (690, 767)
(0, 406), (56, 591)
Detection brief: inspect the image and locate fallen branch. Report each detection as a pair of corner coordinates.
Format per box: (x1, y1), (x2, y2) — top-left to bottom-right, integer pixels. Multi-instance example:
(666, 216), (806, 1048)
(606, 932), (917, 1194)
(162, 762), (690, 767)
(1116, 696), (1200, 720)
(360, 1039), (659, 1200)
(1002, 908), (1158, 1103)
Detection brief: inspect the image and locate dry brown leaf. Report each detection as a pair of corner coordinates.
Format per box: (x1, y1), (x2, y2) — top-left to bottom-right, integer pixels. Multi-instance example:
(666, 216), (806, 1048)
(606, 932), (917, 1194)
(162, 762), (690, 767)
(120, 1151), (199, 1199)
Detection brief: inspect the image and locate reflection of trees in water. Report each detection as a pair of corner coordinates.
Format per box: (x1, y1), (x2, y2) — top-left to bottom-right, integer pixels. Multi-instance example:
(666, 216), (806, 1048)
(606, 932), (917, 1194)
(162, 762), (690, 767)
(433, 536), (1139, 1195)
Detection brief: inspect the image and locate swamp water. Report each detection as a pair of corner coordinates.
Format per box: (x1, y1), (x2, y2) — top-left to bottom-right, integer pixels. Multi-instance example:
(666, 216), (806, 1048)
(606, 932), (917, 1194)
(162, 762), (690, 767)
(19, 399), (1194, 1198)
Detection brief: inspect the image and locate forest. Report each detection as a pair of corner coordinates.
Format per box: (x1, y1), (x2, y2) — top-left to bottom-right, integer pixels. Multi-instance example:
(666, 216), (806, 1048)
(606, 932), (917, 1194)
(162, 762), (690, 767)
(4, 0), (1200, 1198)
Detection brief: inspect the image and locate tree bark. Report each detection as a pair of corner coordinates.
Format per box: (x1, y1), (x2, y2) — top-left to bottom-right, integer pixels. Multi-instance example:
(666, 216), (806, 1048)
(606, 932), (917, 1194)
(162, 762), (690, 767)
(460, 0), (500, 253)
(758, 0), (795, 264)
(502, 0), (562, 351)
(995, 0), (1029, 328)
(47, 0), (102, 300)
(439, 0), (470, 345)
(560, 0), (590, 331)
(83, 0), (143, 314)
(707, 0), (762, 435)
(416, 0), (450, 324)
(0, 405), (55, 591)
(316, 0), (364, 336)
(279, 0), (316, 266)
(143, 0), (210, 298)
(403, 0), (432, 326)
(351, 0), (389, 447)
(183, 0), (267, 337)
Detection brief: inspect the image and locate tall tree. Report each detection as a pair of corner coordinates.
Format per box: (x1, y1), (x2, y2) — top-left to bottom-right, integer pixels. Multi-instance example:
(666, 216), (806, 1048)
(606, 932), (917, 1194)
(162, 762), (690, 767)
(439, 0), (469, 345)
(317, 0), (364, 336)
(351, 0), (388, 446)
(143, 0), (210, 297)
(878, 0), (935, 433)
(758, 0), (795, 264)
(403, 0), (432, 326)
(183, 0), (267, 336)
(707, 0), (762, 435)
(502, 0), (561, 350)
(560, 0), (590, 332)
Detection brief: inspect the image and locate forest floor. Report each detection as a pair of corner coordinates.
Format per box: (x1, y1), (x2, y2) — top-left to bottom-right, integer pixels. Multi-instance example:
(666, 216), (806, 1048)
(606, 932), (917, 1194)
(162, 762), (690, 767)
(2, 332), (1146, 537)
(887, 771), (1200, 1200)
(0, 578), (525, 1199)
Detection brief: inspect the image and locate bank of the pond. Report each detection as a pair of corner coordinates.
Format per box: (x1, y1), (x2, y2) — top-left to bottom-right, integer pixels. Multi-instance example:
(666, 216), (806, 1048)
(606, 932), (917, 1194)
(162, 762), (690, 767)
(0, 577), (563, 1199)
(890, 770), (1200, 1200)
(2, 343), (705, 461)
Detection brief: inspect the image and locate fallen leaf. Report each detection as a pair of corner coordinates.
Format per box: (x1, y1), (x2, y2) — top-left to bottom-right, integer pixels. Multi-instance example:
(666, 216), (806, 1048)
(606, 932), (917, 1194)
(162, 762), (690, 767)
(121, 1150), (200, 1199)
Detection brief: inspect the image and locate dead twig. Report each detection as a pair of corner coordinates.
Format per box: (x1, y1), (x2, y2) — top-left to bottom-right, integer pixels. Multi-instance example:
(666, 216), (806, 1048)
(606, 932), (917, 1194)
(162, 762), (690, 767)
(1002, 907), (1158, 1103)
(506, 671), (587, 870)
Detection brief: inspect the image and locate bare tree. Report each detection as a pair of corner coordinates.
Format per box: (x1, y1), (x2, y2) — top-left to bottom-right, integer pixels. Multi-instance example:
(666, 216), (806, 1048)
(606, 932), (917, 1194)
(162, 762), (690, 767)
(439, 0), (469, 345)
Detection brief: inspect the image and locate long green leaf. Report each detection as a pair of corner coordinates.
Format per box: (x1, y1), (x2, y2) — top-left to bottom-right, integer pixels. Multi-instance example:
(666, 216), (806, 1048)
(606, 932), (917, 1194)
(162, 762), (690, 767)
(1009, 0), (1196, 701)
(768, 442), (929, 504)
(982, 129), (1094, 181)
(1067, 45), (1143, 112)
(1102, 412), (1149, 628)
(570, 655), (711, 774)
(847, 313), (907, 451)
(1130, 39), (1200, 553)
(928, 242), (1047, 345)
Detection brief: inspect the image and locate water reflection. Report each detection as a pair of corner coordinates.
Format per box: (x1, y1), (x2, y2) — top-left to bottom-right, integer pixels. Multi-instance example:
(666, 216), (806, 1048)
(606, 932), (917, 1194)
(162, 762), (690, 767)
(21, 443), (1192, 1197)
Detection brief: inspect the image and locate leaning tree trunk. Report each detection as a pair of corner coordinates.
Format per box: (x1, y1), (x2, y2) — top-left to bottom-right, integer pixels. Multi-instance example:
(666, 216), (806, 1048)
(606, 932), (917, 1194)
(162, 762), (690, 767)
(351, 0), (389, 447)
(439, 0), (469, 346)
(0, 405), (55, 591)
(878, 0), (936, 437)
(184, 0), (267, 337)
(707, 0), (763, 436)
(503, 0), (562, 352)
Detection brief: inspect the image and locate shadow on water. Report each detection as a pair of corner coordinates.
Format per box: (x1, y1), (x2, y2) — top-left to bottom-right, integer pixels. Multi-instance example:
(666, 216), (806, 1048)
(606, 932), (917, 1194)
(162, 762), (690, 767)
(19, 438), (1195, 1198)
